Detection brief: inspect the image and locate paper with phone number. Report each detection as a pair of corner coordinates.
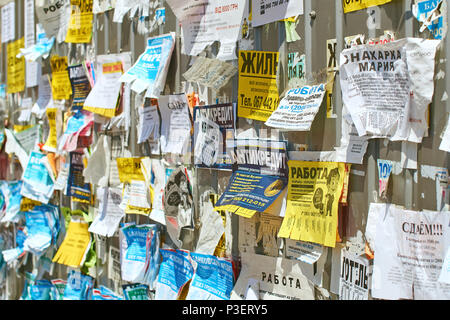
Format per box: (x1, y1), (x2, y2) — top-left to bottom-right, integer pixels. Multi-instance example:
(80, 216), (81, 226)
(343, 0), (392, 13)
(52, 218), (91, 268)
(83, 60), (124, 117)
(186, 253), (234, 300)
(372, 206), (450, 300)
(20, 151), (55, 204)
(166, 0), (244, 56)
(50, 55), (72, 100)
(252, 0), (304, 27)
(65, 0), (93, 43)
(7, 38), (25, 94)
(278, 160), (346, 248)
(89, 187), (125, 237)
(155, 249), (194, 300)
(238, 50), (279, 122)
(119, 33), (175, 97)
(265, 84), (326, 131)
(159, 94), (192, 155)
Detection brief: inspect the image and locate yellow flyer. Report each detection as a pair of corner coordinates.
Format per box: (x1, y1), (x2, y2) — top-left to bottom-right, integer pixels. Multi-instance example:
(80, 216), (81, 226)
(7, 38), (25, 94)
(278, 160), (345, 247)
(50, 55), (72, 100)
(238, 50), (279, 121)
(83, 61), (123, 118)
(116, 157), (145, 183)
(343, 0), (392, 13)
(14, 125), (33, 132)
(65, 0), (93, 43)
(43, 108), (58, 152)
(20, 197), (41, 212)
(52, 219), (91, 268)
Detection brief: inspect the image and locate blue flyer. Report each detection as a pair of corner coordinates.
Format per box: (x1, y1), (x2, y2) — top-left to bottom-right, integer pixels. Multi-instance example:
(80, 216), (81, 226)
(187, 253), (234, 300)
(215, 170), (287, 217)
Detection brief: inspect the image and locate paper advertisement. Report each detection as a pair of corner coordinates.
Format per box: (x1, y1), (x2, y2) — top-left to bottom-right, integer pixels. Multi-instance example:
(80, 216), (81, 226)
(22, 204), (59, 256)
(339, 38), (440, 143)
(32, 74), (52, 118)
(278, 160), (346, 247)
(193, 116), (221, 168)
(52, 218), (91, 268)
(335, 106), (369, 164)
(166, 0), (245, 56)
(226, 138), (288, 177)
(372, 206), (450, 300)
(137, 97), (160, 146)
(24, 0), (39, 88)
(239, 213), (284, 257)
(412, 0), (447, 40)
(50, 55), (72, 100)
(287, 52), (305, 87)
(43, 107), (60, 152)
(35, 0), (70, 40)
(58, 110), (93, 152)
(123, 180), (151, 215)
(93, 0), (115, 13)
(63, 270), (94, 300)
(186, 253), (234, 300)
(68, 64), (91, 111)
(116, 157), (145, 183)
(195, 201), (225, 256)
(122, 283), (149, 300)
(84, 53), (131, 118)
(231, 253), (315, 300)
(215, 171), (287, 218)
(183, 57), (238, 91)
(20, 151), (55, 204)
(238, 50), (279, 121)
(119, 33), (175, 97)
(159, 94), (192, 155)
(377, 159), (393, 197)
(7, 38), (25, 94)
(14, 125), (40, 155)
(265, 84), (326, 131)
(155, 249), (194, 300)
(4, 129), (29, 170)
(337, 248), (371, 300)
(285, 240), (324, 264)
(67, 152), (91, 203)
(343, 0), (392, 13)
(252, 0), (304, 27)
(19, 24), (55, 62)
(163, 167), (194, 248)
(65, 0), (93, 43)
(119, 224), (160, 284)
(1, 1), (15, 43)
(88, 187), (124, 237)
(193, 103), (235, 170)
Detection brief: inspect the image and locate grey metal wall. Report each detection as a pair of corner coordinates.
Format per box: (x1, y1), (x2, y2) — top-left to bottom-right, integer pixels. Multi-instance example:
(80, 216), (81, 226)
(0, 0), (449, 299)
